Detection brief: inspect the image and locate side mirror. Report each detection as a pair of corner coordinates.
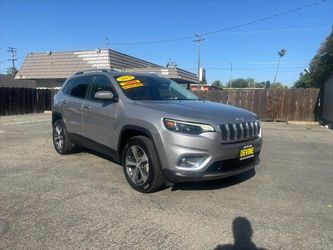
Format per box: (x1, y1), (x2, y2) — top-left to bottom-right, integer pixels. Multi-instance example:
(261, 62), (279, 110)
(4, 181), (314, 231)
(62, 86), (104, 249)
(94, 91), (115, 101)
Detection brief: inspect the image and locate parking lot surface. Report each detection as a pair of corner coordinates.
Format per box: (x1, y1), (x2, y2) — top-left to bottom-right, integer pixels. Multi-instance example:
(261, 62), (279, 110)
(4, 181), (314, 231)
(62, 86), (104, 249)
(0, 113), (332, 249)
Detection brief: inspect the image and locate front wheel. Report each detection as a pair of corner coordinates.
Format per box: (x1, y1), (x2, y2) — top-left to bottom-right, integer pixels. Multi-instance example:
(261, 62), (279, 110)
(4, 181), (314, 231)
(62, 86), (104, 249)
(122, 136), (164, 193)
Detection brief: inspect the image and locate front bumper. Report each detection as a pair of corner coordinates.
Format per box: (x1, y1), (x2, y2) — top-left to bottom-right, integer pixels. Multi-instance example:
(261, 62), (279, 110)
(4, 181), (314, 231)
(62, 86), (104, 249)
(162, 153), (260, 182)
(157, 127), (263, 183)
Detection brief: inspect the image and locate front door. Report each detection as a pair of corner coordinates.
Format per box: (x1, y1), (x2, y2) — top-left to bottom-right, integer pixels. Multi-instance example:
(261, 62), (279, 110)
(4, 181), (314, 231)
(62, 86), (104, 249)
(82, 75), (118, 150)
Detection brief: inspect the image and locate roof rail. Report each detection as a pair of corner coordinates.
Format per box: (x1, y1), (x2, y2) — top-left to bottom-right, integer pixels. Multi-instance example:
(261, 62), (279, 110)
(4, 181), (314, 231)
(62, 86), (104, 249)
(74, 68), (118, 75)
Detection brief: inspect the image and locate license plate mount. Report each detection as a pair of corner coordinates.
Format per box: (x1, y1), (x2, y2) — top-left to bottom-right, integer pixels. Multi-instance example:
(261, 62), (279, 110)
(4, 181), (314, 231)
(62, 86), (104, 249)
(239, 145), (255, 160)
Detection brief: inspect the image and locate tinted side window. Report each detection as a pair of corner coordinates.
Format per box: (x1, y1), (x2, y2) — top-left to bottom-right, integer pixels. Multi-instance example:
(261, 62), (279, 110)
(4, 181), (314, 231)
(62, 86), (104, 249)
(62, 79), (75, 95)
(90, 75), (113, 100)
(70, 76), (90, 98)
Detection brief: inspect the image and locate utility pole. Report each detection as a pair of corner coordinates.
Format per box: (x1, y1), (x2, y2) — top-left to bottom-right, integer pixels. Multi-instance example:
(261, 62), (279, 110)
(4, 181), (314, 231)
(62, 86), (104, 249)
(230, 62), (233, 88)
(273, 49), (286, 84)
(105, 36), (109, 49)
(104, 36), (112, 69)
(193, 34), (204, 91)
(273, 56), (281, 84)
(8, 47), (17, 73)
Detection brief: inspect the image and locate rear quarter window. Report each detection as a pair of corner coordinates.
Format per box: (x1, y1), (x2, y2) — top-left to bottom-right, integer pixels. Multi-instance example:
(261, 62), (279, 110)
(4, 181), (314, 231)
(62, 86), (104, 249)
(69, 76), (91, 99)
(62, 79), (75, 95)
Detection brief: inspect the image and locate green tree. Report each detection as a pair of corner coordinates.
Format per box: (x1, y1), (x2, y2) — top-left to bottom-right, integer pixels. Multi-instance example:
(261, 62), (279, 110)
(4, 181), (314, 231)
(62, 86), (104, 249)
(222, 78), (287, 88)
(273, 48), (287, 84)
(309, 28), (333, 86)
(230, 78), (249, 88)
(270, 82), (288, 89)
(246, 78), (256, 88)
(294, 72), (314, 88)
(256, 81), (271, 88)
(211, 80), (223, 87)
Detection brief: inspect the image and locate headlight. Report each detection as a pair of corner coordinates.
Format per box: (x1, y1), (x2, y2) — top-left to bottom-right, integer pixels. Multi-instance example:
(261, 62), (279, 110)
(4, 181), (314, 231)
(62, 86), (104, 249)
(163, 118), (215, 134)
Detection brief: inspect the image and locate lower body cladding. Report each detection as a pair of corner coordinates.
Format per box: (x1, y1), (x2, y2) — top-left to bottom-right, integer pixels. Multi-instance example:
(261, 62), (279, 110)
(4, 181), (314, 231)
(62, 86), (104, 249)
(158, 131), (262, 183)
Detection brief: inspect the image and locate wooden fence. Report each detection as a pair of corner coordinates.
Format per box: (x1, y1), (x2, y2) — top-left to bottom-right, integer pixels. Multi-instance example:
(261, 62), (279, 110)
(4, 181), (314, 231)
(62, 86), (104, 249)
(0, 87), (320, 121)
(0, 88), (57, 116)
(195, 88), (320, 121)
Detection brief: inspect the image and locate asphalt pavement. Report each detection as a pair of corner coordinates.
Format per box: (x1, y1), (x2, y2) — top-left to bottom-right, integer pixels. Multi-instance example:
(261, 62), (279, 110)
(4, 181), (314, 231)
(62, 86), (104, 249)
(0, 113), (332, 249)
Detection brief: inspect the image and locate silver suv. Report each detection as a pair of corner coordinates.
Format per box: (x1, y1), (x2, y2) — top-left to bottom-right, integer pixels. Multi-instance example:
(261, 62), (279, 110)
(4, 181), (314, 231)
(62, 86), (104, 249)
(52, 69), (263, 193)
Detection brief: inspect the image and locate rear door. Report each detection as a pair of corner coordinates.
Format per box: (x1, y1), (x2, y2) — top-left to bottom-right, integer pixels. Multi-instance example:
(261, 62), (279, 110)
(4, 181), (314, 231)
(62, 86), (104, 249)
(62, 76), (90, 135)
(82, 74), (118, 149)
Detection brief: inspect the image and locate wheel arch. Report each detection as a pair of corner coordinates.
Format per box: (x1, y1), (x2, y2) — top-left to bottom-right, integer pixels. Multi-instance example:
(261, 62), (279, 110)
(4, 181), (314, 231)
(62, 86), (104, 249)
(118, 125), (159, 163)
(52, 112), (63, 125)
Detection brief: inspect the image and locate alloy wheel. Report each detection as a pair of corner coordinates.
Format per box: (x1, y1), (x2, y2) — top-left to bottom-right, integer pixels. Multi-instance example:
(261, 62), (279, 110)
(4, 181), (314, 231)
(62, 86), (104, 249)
(54, 122), (64, 151)
(125, 145), (149, 185)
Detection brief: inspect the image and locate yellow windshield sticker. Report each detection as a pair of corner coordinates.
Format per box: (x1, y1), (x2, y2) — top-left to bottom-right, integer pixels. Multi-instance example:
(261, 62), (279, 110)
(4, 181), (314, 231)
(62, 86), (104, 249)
(120, 80), (141, 86)
(122, 83), (144, 90)
(117, 75), (135, 82)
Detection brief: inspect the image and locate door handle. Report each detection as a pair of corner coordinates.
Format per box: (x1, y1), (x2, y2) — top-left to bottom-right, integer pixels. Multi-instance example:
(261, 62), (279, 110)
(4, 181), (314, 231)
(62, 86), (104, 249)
(83, 104), (92, 110)
(64, 100), (69, 104)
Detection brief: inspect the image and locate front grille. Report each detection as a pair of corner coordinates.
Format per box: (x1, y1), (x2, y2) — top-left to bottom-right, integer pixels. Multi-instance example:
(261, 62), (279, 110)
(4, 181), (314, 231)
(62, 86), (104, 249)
(220, 121), (260, 143)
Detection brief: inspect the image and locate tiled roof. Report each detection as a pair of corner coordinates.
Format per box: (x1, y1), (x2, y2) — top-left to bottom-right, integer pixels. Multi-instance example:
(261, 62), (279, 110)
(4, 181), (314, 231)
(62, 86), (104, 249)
(124, 67), (198, 83)
(15, 49), (162, 80)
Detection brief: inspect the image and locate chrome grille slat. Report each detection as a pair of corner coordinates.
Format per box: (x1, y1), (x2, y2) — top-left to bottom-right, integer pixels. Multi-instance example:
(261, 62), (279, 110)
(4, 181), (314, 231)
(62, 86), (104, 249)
(239, 123), (244, 139)
(232, 124), (237, 140)
(225, 124), (230, 141)
(245, 123), (250, 138)
(250, 122), (255, 137)
(220, 121), (260, 143)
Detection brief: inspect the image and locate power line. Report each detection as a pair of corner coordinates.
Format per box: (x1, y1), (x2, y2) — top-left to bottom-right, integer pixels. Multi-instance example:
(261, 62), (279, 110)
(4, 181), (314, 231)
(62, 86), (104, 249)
(200, 0), (328, 37)
(183, 67), (305, 71)
(0, 56), (24, 63)
(109, 0), (328, 45)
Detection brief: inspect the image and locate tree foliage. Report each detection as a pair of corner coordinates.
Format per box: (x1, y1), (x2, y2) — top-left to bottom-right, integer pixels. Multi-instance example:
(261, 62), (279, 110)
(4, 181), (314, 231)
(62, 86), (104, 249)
(230, 78), (249, 88)
(294, 72), (314, 88)
(211, 79), (288, 88)
(278, 49), (286, 57)
(211, 80), (223, 87)
(270, 82), (288, 89)
(309, 28), (333, 86)
(294, 28), (333, 87)
(256, 81), (271, 89)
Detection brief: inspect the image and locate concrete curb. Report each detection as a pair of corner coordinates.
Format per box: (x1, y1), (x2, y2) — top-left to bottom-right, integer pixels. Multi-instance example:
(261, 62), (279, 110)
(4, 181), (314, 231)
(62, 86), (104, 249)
(287, 121), (319, 126)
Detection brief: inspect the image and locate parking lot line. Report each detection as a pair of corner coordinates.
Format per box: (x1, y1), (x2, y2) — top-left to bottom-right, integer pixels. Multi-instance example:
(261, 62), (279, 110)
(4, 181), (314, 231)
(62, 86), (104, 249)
(2, 119), (51, 126)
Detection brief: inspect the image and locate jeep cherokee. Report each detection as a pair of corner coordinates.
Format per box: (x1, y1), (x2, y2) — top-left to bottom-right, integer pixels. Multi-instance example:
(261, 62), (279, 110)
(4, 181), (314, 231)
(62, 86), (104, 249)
(52, 69), (263, 193)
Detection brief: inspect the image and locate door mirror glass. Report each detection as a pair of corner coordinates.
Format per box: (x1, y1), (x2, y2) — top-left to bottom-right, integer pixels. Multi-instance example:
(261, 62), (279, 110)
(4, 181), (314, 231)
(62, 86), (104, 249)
(94, 91), (114, 100)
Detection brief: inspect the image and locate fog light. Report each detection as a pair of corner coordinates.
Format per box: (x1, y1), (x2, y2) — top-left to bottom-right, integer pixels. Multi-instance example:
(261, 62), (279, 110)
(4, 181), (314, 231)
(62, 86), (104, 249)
(178, 156), (207, 168)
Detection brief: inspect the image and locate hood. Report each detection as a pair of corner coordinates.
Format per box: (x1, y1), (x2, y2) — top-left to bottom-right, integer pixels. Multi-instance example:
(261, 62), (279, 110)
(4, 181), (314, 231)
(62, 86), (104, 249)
(134, 100), (258, 125)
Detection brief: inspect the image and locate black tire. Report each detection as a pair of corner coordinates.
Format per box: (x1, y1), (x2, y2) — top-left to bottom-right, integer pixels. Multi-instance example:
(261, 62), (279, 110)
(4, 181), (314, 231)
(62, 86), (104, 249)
(52, 119), (74, 154)
(121, 136), (164, 193)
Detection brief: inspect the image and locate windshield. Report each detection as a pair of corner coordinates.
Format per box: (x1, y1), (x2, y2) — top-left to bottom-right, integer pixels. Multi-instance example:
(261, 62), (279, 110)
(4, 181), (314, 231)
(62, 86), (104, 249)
(114, 74), (199, 101)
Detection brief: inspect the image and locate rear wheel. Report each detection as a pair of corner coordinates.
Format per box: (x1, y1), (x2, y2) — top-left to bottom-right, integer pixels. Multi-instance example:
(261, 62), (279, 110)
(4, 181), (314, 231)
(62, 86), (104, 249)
(52, 120), (74, 154)
(122, 136), (164, 193)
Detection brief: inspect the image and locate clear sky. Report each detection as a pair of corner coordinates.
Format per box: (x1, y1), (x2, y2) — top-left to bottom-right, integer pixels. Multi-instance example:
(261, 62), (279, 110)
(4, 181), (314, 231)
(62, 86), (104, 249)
(0, 0), (332, 86)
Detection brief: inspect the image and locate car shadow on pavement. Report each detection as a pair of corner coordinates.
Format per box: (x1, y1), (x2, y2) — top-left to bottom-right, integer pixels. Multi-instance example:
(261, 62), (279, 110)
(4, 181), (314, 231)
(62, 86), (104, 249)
(74, 147), (256, 192)
(76, 147), (121, 164)
(171, 169), (255, 191)
(214, 217), (266, 250)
